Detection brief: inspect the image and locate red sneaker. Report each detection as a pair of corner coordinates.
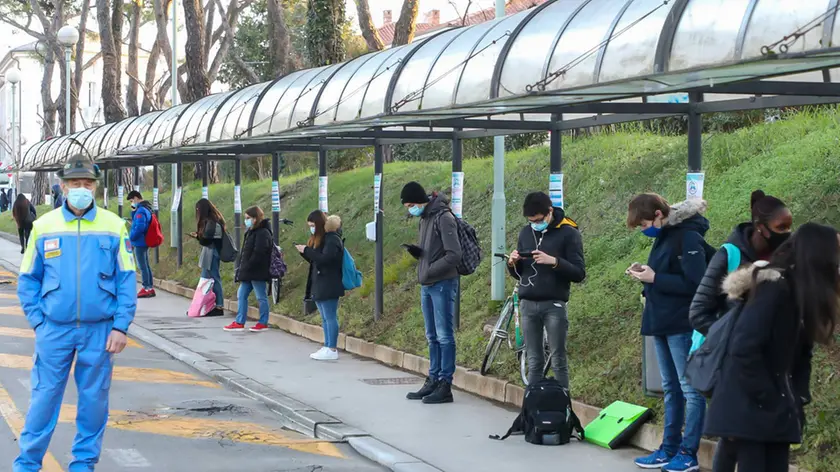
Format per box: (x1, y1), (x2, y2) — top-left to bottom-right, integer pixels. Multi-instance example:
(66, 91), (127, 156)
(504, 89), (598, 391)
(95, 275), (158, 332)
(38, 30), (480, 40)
(223, 322), (245, 332)
(250, 323), (269, 333)
(137, 288), (150, 298)
(146, 289), (156, 298)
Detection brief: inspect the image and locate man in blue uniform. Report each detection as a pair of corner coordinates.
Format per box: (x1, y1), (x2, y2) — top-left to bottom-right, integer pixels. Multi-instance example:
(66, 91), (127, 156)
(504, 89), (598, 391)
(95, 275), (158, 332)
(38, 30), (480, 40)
(15, 154), (137, 472)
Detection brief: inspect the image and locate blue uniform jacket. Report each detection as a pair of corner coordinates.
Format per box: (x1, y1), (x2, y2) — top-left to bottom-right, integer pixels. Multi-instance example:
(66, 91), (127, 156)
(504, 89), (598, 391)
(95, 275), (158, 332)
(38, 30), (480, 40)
(17, 204), (137, 333)
(129, 201), (153, 248)
(641, 199), (710, 336)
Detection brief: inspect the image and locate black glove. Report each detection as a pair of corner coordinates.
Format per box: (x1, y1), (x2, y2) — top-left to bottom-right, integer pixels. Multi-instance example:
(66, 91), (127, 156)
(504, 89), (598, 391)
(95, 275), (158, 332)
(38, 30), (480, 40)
(402, 244), (423, 259)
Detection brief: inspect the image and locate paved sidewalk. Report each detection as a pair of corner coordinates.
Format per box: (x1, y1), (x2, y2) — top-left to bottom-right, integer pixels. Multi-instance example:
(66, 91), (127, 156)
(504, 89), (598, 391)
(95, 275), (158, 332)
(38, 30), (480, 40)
(0, 237), (643, 472)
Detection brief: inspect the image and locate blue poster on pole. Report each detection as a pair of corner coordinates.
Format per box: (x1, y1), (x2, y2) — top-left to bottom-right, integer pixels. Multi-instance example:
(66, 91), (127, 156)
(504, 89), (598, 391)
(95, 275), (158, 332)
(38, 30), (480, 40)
(549, 173), (564, 208)
(271, 181), (280, 212)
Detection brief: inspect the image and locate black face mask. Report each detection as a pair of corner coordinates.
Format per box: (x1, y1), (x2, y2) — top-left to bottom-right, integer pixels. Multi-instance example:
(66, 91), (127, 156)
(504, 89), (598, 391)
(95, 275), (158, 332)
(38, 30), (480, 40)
(764, 228), (790, 251)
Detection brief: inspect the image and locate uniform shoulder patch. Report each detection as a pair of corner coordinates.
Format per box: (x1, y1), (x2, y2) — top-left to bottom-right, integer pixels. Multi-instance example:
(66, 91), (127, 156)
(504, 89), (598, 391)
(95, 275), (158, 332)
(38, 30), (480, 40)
(124, 238), (133, 253)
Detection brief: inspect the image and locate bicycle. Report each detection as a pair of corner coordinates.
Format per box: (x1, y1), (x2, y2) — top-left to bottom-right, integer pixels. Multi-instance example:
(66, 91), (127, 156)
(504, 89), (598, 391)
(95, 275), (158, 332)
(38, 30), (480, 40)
(480, 253), (551, 386)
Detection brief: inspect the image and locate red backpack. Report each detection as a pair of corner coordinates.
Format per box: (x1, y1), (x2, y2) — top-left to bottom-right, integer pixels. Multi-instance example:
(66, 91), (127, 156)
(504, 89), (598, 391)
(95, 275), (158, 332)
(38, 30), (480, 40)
(145, 213), (164, 248)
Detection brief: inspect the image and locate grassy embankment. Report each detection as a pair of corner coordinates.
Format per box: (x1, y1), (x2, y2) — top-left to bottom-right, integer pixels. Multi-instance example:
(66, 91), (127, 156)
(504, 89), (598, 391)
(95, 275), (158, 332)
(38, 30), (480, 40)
(4, 108), (839, 471)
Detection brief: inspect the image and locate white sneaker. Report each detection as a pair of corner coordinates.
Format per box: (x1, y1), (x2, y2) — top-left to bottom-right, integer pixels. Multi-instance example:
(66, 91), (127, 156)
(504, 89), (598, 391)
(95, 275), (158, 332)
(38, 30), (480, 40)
(309, 347), (327, 359)
(310, 348), (338, 361)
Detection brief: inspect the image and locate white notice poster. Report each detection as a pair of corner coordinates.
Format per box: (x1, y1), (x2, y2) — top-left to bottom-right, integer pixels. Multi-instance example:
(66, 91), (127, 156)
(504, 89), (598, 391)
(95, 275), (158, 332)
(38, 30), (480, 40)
(152, 187), (159, 211)
(451, 172), (464, 218)
(549, 173), (564, 208)
(234, 185), (242, 213)
(202, 186), (209, 200)
(319, 176), (329, 213)
(118, 185), (124, 206)
(271, 181), (280, 212)
(686, 172), (705, 200)
(373, 174), (382, 214)
(171, 187), (182, 212)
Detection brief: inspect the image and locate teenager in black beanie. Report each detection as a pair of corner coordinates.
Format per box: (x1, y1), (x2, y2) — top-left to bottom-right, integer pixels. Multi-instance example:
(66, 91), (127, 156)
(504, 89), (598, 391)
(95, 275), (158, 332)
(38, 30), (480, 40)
(400, 181), (461, 404)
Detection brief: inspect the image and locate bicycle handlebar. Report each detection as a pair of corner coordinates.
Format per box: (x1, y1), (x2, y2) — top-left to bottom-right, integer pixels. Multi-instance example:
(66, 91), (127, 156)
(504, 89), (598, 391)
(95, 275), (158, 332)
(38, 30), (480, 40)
(494, 253), (508, 259)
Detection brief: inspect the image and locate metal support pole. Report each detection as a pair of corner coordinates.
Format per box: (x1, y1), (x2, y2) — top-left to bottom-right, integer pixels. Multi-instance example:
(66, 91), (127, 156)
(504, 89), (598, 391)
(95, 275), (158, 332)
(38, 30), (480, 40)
(451, 134), (463, 330)
(234, 159), (242, 248)
(152, 165), (159, 263)
(170, 0), (179, 248)
(201, 163), (209, 200)
(549, 113), (564, 208)
(374, 144), (384, 321)
(176, 162), (183, 268)
(65, 47), (72, 134)
(490, 0), (507, 302)
(318, 150), (328, 213)
(117, 169), (124, 218)
(687, 93), (704, 200)
(271, 153), (280, 246)
(103, 169), (109, 209)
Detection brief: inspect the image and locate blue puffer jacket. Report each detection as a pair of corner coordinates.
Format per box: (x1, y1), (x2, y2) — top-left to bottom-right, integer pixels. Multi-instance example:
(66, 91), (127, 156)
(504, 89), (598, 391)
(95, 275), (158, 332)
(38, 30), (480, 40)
(641, 199), (711, 336)
(129, 201), (153, 248)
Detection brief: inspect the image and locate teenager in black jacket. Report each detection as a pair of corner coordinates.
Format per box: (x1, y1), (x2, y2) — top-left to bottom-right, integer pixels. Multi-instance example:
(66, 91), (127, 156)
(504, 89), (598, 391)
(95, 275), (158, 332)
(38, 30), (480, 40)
(706, 223), (837, 472)
(690, 190), (792, 336)
(225, 206), (273, 333)
(296, 211), (344, 361)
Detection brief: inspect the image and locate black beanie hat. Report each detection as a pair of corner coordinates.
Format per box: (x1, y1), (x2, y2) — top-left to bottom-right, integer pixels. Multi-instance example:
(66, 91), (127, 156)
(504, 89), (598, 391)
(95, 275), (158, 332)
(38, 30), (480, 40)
(400, 181), (430, 205)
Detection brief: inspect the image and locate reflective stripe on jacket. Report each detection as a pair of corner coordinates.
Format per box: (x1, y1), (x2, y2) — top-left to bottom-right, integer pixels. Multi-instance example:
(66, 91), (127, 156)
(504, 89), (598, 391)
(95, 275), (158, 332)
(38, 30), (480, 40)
(18, 205), (137, 332)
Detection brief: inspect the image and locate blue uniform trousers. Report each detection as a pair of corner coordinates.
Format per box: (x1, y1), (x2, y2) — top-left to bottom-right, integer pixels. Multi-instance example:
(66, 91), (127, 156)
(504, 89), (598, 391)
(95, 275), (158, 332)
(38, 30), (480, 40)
(14, 320), (114, 472)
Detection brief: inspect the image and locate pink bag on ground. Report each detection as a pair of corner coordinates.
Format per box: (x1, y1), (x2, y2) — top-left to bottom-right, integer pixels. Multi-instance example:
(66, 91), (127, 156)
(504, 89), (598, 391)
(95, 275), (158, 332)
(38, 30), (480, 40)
(187, 278), (216, 317)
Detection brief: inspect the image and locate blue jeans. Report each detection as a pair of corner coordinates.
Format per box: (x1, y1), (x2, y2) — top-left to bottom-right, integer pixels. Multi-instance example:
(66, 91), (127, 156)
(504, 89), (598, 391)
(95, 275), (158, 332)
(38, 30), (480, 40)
(315, 299), (339, 349)
(135, 246), (153, 290)
(420, 278), (457, 383)
(654, 333), (706, 457)
(236, 281), (268, 325)
(200, 250), (223, 309)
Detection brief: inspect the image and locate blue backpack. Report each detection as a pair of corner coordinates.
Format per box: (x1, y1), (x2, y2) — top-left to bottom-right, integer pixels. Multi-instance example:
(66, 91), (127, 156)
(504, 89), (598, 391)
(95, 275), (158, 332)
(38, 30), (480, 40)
(342, 247), (363, 291)
(689, 242), (740, 354)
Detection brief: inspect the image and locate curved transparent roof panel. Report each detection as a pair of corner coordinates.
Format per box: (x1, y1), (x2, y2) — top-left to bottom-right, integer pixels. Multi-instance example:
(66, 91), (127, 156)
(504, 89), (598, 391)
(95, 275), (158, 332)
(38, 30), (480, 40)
(21, 0), (840, 170)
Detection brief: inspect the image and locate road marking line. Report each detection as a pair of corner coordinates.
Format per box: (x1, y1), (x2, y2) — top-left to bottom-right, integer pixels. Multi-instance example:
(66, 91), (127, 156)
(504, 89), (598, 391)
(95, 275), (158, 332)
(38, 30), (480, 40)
(0, 270), (16, 278)
(0, 306), (24, 315)
(0, 327), (142, 349)
(0, 382), (64, 471)
(0, 354), (219, 389)
(60, 406), (343, 458)
(0, 293), (17, 299)
(18, 378), (30, 390)
(104, 448), (151, 468)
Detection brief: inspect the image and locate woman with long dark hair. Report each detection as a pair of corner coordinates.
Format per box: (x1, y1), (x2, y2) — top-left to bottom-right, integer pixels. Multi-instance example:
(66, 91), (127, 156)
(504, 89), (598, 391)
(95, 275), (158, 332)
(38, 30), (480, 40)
(690, 190), (792, 335)
(295, 210), (345, 361)
(12, 194), (36, 253)
(706, 223), (838, 472)
(191, 198), (225, 316)
(225, 206), (273, 332)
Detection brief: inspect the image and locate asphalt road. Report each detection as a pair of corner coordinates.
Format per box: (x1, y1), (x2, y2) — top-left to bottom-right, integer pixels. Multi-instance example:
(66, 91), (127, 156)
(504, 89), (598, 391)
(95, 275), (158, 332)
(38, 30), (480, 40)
(0, 267), (384, 472)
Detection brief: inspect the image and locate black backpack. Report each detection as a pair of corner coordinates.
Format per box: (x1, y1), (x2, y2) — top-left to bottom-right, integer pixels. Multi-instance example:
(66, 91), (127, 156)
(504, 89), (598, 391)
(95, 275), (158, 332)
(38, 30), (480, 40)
(490, 378), (585, 445)
(673, 228), (716, 266)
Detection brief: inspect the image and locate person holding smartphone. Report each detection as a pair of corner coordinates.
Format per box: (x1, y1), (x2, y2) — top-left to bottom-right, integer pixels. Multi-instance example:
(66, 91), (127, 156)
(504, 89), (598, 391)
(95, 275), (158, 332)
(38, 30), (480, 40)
(507, 192), (585, 388)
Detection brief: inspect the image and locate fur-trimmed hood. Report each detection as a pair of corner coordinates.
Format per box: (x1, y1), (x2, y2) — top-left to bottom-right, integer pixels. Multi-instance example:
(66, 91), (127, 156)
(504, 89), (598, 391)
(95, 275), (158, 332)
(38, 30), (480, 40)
(325, 215), (342, 232)
(665, 199), (708, 227)
(722, 261), (780, 300)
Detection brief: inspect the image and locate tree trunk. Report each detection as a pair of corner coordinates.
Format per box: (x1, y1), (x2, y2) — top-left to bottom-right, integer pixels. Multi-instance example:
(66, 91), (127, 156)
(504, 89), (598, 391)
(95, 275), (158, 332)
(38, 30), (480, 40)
(97, 0), (127, 123)
(392, 0), (419, 46)
(126, 0), (141, 117)
(354, 0), (384, 52)
(142, 41), (161, 113)
(267, 0), (293, 75)
(181, 0), (210, 103)
(73, 0), (91, 132)
(152, 0), (187, 104)
(112, 0), (124, 96)
(203, 0), (215, 66)
(305, 0), (346, 67)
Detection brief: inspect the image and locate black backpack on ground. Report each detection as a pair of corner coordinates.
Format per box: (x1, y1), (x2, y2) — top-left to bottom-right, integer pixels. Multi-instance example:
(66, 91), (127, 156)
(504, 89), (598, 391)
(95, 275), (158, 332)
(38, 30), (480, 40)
(490, 378), (585, 445)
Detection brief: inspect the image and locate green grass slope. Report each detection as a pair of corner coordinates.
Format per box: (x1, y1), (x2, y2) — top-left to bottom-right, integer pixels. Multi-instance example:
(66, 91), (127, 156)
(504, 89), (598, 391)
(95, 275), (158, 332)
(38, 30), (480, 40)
(3, 109), (839, 470)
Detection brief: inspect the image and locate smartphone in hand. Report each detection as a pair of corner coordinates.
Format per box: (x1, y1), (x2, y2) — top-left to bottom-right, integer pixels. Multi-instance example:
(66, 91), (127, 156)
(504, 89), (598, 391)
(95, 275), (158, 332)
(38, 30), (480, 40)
(625, 262), (643, 276)
(519, 251), (534, 259)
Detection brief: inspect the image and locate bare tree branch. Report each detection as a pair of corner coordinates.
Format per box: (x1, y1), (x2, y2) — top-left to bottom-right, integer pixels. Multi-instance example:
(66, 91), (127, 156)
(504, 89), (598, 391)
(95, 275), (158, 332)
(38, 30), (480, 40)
(354, 0), (384, 51)
(230, 54), (260, 84)
(392, 0), (419, 46)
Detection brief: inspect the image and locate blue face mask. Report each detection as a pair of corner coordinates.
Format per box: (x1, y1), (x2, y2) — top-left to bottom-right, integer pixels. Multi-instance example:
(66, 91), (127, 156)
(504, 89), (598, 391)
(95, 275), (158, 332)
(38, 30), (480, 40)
(642, 226), (661, 238)
(244, 219), (253, 229)
(67, 188), (94, 210)
(530, 221), (548, 232)
(309, 227), (316, 235)
(408, 205), (424, 217)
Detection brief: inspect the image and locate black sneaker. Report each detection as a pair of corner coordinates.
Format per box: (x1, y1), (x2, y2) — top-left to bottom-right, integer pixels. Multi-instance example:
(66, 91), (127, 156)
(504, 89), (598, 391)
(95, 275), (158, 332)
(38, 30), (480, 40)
(422, 380), (453, 404)
(406, 377), (436, 400)
(206, 307), (225, 317)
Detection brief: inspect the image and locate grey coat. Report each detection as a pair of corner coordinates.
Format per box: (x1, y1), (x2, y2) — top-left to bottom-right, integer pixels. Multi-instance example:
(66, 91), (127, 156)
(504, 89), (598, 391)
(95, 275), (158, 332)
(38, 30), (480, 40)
(198, 221), (222, 270)
(416, 193), (462, 285)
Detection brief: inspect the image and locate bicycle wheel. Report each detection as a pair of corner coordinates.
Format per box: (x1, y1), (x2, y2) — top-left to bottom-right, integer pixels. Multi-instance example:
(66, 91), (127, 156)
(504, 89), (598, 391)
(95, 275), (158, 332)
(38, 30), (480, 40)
(480, 299), (513, 376)
(270, 278), (281, 304)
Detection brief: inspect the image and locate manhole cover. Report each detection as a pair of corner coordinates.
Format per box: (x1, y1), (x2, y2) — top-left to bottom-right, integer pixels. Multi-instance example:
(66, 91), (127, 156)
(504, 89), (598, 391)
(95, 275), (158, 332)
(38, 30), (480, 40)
(360, 377), (422, 386)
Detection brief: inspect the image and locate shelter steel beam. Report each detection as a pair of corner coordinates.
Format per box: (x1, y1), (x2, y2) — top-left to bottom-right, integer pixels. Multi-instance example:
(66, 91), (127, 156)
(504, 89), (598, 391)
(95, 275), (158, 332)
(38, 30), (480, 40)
(271, 153), (280, 246)
(688, 93), (703, 173)
(549, 114), (563, 208)
(374, 144), (384, 322)
(695, 95), (840, 114)
(234, 159), (242, 248)
(318, 151), (328, 213)
(176, 162), (183, 268)
(692, 80), (840, 97)
(452, 133), (463, 331)
(152, 165), (159, 264)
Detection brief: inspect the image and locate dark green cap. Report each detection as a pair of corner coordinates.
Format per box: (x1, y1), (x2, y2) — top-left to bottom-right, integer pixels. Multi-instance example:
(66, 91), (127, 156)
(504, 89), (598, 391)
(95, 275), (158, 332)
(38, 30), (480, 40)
(58, 154), (101, 180)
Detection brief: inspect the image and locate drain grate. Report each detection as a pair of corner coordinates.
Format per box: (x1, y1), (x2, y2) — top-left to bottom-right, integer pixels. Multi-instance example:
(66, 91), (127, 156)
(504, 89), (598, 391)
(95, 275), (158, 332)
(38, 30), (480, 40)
(360, 377), (423, 386)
